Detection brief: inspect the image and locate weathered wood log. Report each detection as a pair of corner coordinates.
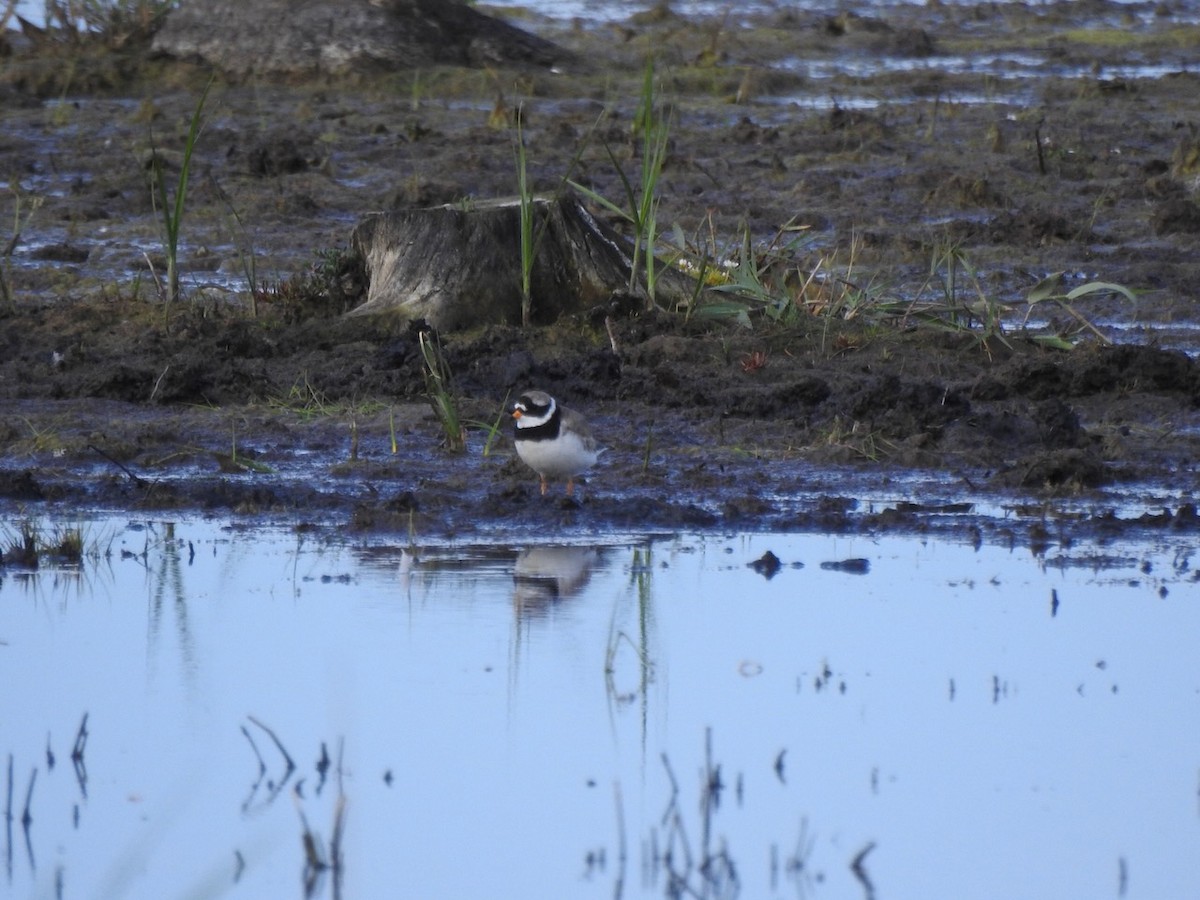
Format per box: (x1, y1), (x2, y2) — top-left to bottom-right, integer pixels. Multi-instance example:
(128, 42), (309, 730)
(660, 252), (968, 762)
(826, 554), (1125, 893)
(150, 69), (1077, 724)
(348, 193), (697, 329)
(152, 0), (570, 77)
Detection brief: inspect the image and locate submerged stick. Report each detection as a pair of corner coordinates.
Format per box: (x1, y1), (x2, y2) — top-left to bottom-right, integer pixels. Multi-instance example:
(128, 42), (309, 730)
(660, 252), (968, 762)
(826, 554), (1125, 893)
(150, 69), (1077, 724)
(247, 715), (296, 777)
(20, 768), (35, 829)
(330, 792), (347, 898)
(850, 841), (877, 900)
(70, 712), (89, 764)
(315, 742), (330, 795)
(240, 725), (267, 777)
(71, 712), (89, 798)
(613, 781), (627, 898)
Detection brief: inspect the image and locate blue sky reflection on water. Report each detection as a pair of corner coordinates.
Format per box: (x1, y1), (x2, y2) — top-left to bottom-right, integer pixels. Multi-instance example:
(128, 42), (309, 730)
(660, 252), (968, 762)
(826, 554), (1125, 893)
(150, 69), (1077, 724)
(1, 518), (1198, 899)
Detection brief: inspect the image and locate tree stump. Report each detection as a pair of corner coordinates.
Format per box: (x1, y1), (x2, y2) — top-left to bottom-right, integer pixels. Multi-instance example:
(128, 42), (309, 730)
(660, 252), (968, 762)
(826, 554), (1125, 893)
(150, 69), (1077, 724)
(348, 193), (697, 329)
(152, 0), (570, 77)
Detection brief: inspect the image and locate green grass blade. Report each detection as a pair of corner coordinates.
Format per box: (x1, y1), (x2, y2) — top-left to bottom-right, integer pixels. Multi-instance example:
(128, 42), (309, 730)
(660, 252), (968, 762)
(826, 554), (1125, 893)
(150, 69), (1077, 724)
(1065, 281), (1138, 303)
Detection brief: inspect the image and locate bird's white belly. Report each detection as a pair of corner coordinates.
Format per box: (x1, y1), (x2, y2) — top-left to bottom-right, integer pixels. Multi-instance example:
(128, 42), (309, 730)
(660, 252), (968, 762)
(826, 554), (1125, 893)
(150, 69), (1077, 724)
(515, 432), (599, 477)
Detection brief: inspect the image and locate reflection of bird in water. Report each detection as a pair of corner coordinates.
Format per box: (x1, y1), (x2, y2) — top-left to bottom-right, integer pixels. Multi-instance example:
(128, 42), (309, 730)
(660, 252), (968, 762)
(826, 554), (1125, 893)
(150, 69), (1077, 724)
(513, 546), (600, 615)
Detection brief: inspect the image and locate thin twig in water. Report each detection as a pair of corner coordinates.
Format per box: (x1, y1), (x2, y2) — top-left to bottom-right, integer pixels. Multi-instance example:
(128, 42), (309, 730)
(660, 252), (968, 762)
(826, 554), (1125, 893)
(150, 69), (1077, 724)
(329, 779), (347, 899)
(70, 711), (89, 798)
(71, 712), (88, 762)
(5, 752), (13, 827)
(247, 715), (297, 777)
(315, 742), (331, 795)
(850, 841), (877, 900)
(240, 725), (267, 777)
(21, 768), (35, 828)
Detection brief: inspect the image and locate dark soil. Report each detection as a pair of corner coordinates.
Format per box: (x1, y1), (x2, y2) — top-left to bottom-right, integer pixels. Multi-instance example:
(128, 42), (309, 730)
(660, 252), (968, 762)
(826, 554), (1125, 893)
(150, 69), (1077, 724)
(1, 2), (1199, 548)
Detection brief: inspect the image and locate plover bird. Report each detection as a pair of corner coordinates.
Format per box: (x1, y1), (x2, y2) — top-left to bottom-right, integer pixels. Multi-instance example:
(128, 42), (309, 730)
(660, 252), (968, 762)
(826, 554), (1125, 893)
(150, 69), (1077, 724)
(511, 390), (602, 496)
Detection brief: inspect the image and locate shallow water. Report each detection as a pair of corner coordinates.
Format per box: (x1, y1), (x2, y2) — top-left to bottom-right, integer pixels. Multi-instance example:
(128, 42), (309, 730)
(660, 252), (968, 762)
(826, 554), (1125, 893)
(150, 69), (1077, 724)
(2, 516), (1198, 899)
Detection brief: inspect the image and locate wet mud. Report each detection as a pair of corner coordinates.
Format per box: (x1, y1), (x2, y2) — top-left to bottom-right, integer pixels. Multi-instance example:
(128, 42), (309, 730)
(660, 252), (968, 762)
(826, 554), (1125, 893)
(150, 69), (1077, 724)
(1, 2), (1199, 546)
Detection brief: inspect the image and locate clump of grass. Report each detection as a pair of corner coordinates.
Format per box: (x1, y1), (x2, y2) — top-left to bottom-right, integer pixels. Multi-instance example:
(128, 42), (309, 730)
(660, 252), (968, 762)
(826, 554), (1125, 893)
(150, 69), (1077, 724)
(49, 524), (85, 564)
(267, 373), (385, 423)
(1, 519), (98, 568)
(701, 218), (825, 327)
(685, 217), (877, 334)
(17, 416), (69, 455)
(901, 238), (1010, 351)
(684, 222), (1134, 354)
(418, 329), (466, 452)
(819, 415), (894, 462)
(795, 232), (886, 326)
(892, 242), (1133, 354)
(1, 519), (41, 569)
(571, 56), (672, 309)
(256, 247), (364, 320)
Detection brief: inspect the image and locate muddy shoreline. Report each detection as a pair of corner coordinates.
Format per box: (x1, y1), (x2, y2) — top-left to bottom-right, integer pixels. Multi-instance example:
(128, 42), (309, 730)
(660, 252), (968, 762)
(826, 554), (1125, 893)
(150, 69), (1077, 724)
(1, 2), (1199, 547)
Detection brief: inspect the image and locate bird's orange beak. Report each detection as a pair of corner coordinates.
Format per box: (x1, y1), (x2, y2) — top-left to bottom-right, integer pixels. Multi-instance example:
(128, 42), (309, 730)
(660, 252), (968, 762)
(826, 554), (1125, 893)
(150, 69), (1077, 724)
(511, 409), (523, 420)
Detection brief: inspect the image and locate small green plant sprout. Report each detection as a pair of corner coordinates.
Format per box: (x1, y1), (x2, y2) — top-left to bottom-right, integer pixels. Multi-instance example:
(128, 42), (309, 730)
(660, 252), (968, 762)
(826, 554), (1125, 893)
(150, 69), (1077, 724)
(147, 77), (213, 305)
(418, 329), (466, 452)
(470, 390), (512, 458)
(627, 56), (671, 307)
(1022, 271), (1136, 348)
(513, 105), (537, 327)
(903, 240), (1012, 352)
(641, 422), (654, 474)
(511, 104), (601, 327)
(219, 420), (272, 474)
(1, 181), (44, 313)
(211, 178), (260, 317)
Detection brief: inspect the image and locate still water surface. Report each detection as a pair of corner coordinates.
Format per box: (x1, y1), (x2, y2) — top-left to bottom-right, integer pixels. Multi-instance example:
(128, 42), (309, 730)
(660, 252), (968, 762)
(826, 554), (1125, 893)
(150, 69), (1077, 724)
(2, 517), (1198, 899)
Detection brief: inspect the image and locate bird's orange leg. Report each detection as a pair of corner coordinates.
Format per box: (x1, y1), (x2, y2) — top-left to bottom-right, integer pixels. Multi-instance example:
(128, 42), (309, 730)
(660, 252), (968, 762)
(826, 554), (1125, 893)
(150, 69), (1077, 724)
(540, 475), (549, 496)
